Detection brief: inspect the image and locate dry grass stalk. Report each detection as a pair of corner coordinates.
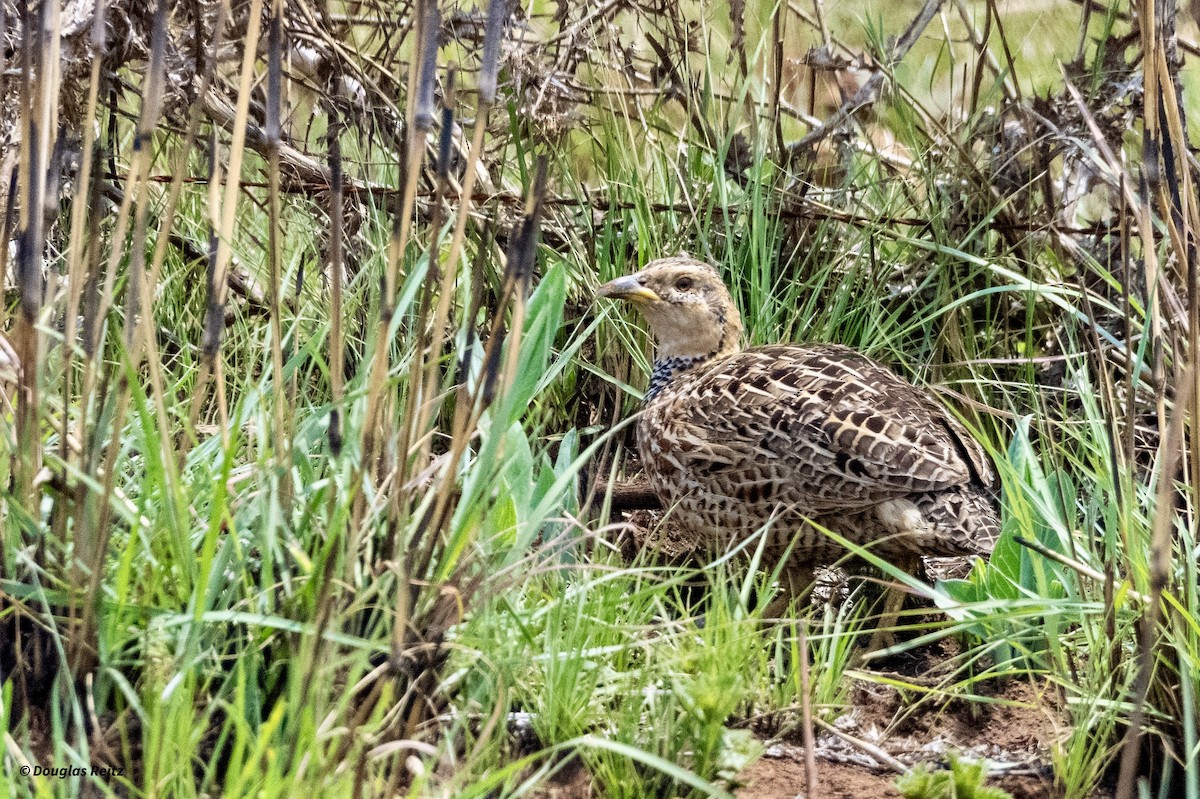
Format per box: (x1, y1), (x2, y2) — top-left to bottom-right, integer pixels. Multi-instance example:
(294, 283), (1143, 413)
(188, 0), (266, 441)
(266, 0), (290, 501)
(1114, 0), (1198, 793)
(70, 0), (171, 677)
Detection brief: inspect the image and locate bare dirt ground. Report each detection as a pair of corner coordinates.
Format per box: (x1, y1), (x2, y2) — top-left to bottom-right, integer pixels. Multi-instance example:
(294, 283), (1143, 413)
(736, 758), (904, 799)
(528, 649), (1105, 799)
(735, 672), (1075, 799)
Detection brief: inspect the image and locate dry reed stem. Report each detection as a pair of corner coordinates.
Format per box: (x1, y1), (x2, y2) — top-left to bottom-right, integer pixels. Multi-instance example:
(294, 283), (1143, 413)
(395, 69), (456, 537)
(60, 2), (107, 472)
(12, 0), (61, 514)
(1114, 0), (1195, 792)
(137, 4), (229, 488)
(358, 0), (438, 506)
(71, 1), (171, 676)
(189, 0), (266, 441)
(328, 113), (346, 458)
(402, 0), (508, 538)
(266, 0), (290, 501)
(797, 619), (819, 797)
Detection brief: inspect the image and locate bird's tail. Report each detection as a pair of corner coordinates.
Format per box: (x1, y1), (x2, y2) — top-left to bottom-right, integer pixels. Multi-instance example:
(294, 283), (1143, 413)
(913, 485), (1002, 557)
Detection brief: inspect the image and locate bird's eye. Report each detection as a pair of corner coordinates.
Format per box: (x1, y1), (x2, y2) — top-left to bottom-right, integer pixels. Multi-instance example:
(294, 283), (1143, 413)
(675, 277), (694, 291)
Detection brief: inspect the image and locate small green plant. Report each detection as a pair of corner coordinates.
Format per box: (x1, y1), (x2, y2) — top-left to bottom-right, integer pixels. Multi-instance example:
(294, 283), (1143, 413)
(895, 755), (1013, 799)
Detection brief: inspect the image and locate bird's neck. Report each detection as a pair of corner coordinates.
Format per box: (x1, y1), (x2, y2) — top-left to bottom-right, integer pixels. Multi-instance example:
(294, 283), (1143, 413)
(645, 352), (718, 402)
(644, 315), (743, 402)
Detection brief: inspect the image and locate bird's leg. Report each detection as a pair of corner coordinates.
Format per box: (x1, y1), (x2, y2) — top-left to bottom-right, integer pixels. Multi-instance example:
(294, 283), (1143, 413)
(758, 563), (815, 620)
(866, 555), (922, 655)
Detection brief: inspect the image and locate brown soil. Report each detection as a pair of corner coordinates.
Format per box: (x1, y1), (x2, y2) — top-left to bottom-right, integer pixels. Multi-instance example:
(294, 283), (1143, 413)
(528, 756), (595, 799)
(733, 656), (1108, 799)
(526, 668), (1082, 799)
(522, 619), (1121, 798)
(736, 752), (1063, 799)
(736, 757), (902, 799)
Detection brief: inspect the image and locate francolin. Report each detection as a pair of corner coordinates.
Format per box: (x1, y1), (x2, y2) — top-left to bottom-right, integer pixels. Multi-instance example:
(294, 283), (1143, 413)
(597, 255), (999, 620)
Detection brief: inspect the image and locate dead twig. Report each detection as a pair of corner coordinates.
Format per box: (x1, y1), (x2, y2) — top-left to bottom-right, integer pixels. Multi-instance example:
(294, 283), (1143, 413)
(813, 716), (910, 775)
(788, 0), (944, 153)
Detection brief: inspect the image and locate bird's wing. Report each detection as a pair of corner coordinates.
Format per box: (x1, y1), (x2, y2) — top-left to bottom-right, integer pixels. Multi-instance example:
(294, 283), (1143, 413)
(646, 344), (993, 512)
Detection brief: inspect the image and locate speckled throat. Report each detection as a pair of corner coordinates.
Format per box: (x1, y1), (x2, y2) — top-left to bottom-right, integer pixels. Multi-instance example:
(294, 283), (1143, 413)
(646, 355), (710, 402)
(644, 304), (740, 402)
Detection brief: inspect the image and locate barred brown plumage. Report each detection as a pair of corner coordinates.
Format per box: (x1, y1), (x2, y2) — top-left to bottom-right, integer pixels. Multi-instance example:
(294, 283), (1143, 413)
(598, 255), (999, 611)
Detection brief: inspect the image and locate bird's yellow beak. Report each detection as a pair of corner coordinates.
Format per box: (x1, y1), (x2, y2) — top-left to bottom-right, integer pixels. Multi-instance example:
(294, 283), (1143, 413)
(596, 274), (659, 303)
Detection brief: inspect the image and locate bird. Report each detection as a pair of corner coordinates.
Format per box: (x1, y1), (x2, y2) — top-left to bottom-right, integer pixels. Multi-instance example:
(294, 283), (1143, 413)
(596, 254), (999, 620)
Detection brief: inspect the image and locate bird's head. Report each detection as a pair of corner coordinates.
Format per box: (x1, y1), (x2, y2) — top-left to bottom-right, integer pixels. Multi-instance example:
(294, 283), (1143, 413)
(596, 255), (743, 362)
